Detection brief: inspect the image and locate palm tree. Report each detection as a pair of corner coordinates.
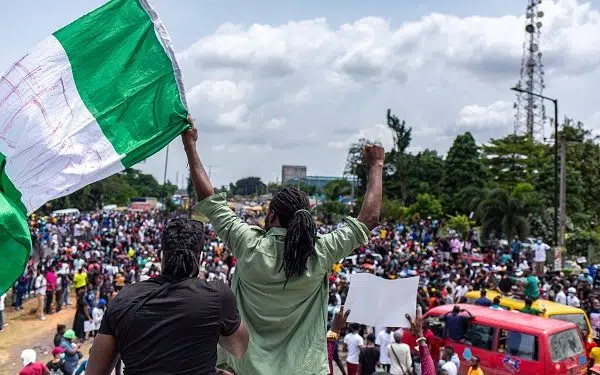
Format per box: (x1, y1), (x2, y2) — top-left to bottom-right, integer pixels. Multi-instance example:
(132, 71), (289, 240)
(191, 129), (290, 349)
(476, 186), (532, 241)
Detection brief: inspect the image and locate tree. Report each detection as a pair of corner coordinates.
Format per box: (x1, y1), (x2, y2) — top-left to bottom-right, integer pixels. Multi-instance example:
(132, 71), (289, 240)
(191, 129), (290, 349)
(442, 132), (486, 214)
(404, 150), (444, 203)
(387, 109), (412, 155)
(323, 179), (352, 201)
(233, 177), (264, 196)
(475, 184), (539, 241)
(384, 109), (413, 203)
(482, 134), (549, 190)
(446, 214), (475, 240)
(408, 193), (443, 219)
(344, 138), (371, 197)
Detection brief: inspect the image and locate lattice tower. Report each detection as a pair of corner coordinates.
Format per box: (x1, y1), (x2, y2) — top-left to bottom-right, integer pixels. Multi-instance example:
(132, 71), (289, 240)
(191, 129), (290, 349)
(513, 0), (547, 139)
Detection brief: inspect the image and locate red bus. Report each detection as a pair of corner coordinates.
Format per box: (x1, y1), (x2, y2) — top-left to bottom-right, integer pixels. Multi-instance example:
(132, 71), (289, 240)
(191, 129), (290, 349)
(425, 304), (587, 375)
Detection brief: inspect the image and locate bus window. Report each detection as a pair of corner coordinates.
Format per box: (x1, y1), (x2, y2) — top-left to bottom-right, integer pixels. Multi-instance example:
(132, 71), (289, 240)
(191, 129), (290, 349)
(464, 323), (495, 350)
(550, 314), (589, 337)
(498, 329), (538, 361)
(427, 316), (445, 339)
(549, 328), (584, 362)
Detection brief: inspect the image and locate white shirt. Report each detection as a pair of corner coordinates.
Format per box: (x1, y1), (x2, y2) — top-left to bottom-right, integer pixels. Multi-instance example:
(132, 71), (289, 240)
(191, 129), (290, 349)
(454, 285), (469, 301)
(555, 291), (567, 305)
(388, 343), (412, 375)
(376, 330), (394, 365)
(441, 361), (458, 375)
(344, 332), (364, 364)
(0, 293), (6, 311)
(34, 275), (47, 295)
(567, 294), (581, 308)
(533, 243), (547, 262)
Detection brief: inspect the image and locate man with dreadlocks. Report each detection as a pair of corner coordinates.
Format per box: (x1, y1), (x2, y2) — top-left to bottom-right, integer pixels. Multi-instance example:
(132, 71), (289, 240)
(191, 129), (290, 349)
(86, 217), (249, 375)
(185, 119), (383, 374)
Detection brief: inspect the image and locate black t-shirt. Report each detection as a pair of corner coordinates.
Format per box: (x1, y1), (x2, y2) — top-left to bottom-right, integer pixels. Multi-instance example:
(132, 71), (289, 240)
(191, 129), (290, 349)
(99, 276), (240, 375)
(359, 346), (380, 375)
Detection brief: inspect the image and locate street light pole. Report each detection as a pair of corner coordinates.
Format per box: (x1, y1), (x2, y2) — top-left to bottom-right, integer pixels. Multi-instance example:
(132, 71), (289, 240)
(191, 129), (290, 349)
(511, 87), (559, 248)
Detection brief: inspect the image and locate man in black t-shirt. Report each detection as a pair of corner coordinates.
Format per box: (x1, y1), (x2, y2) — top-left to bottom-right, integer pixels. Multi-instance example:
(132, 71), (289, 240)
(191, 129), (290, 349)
(359, 334), (380, 375)
(86, 218), (249, 375)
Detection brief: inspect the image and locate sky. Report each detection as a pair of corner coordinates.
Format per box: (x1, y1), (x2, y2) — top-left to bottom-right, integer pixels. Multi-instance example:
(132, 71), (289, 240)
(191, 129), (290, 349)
(1, 0), (600, 189)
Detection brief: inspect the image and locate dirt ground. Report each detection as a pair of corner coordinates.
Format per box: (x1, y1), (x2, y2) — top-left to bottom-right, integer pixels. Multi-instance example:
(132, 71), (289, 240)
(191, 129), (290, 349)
(0, 294), (94, 375)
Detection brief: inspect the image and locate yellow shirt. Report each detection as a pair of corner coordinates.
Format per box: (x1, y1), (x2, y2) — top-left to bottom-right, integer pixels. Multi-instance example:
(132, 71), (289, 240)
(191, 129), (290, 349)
(73, 272), (87, 289)
(590, 347), (600, 365)
(332, 263), (342, 274)
(468, 367), (484, 375)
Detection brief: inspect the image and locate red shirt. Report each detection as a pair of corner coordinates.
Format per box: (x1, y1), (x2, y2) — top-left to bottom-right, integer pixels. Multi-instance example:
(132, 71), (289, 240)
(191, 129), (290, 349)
(401, 329), (418, 353)
(19, 363), (49, 375)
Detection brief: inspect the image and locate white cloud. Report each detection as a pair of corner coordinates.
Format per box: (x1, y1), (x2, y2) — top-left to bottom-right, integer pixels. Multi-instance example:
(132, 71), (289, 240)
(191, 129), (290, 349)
(456, 101), (513, 131)
(148, 0), (600, 186)
(328, 124), (394, 151)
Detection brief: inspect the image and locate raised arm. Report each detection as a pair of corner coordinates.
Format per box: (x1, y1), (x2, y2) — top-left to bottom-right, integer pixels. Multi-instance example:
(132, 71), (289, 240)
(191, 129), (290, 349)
(357, 145), (384, 230)
(183, 118), (215, 200)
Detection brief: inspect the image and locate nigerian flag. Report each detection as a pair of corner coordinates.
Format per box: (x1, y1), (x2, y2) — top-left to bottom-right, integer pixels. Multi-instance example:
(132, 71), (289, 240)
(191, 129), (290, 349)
(0, 0), (189, 293)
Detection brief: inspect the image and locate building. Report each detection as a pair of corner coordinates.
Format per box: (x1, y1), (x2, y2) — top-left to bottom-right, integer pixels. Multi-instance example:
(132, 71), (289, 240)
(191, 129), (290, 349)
(281, 165), (307, 184)
(284, 175), (358, 192)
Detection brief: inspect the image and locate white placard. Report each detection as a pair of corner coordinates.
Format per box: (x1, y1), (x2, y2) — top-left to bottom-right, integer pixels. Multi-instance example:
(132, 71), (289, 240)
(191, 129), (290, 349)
(344, 273), (419, 327)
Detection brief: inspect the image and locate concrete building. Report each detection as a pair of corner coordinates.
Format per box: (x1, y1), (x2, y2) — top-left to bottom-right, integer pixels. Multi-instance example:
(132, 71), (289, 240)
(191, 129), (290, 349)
(281, 165), (307, 184)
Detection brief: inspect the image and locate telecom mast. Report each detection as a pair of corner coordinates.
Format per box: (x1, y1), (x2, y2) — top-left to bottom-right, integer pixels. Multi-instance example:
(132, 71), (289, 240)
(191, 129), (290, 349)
(513, 0), (547, 139)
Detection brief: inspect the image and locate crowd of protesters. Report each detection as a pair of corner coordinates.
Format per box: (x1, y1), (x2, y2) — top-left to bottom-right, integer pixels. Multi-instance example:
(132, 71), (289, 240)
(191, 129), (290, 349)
(6, 206), (600, 374)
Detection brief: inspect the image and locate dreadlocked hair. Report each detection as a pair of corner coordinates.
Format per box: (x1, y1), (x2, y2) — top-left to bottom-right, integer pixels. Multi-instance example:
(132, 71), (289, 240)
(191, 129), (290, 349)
(270, 187), (317, 286)
(161, 218), (205, 280)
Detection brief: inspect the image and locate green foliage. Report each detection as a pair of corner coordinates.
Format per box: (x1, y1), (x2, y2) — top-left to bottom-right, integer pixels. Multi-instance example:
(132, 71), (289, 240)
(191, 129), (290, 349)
(566, 229), (600, 258)
(381, 198), (409, 221)
(446, 214), (475, 239)
(482, 135), (549, 190)
(475, 186), (537, 241)
(323, 179), (352, 201)
(232, 177), (265, 196)
(44, 168), (175, 213)
(442, 132), (486, 214)
(408, 193), (443, 219)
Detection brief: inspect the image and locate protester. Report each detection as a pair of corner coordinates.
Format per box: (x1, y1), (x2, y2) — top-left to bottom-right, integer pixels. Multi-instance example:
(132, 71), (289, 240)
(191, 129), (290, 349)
(344, 324), (364, 375)
(474, 289), (492, 307)
(184, 118), (384, 375)
(86, 217), (249, 374)
(46, 347), (67, 375)
(468, 356), (484, 375)
(358, 334), (379, 375)
(59, 329), (81, 375)
(519, 297), (546, 316)
(439, 347), (458, 375)
(34, 268), (47, 321)
(375, 327), (395, 372)
(54, 325), (67, 347)
(19, 349), (49, 375)
(442, 306), (474, 341)
(327, 307), (350, 375)
(0, 292), (5, 331)
(388, 331), (412, 375)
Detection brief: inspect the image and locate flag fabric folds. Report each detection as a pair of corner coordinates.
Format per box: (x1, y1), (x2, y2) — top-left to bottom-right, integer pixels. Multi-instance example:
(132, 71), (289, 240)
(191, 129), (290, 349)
(0, 0), (189, 293)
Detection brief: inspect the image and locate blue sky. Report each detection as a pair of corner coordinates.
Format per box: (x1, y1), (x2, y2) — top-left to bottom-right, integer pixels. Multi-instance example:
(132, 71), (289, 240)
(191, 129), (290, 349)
(2, 0), (600, 189)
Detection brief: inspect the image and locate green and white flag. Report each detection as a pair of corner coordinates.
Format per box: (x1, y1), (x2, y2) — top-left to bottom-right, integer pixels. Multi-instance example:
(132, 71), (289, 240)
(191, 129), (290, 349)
(0, 0), (189, 293)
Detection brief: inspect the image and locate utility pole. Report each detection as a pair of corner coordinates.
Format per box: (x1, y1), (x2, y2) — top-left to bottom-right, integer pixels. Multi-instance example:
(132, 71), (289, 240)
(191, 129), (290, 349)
(206, 165), (218, 180)
(558, 135), (567, 249)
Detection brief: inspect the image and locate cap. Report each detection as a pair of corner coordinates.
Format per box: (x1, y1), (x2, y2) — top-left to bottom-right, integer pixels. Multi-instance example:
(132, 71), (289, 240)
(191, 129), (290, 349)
(21, 349), (36, 366)
(52, 347), (65, 356)
(568, 287), (577, 294)
(63, 329), (76, 340)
